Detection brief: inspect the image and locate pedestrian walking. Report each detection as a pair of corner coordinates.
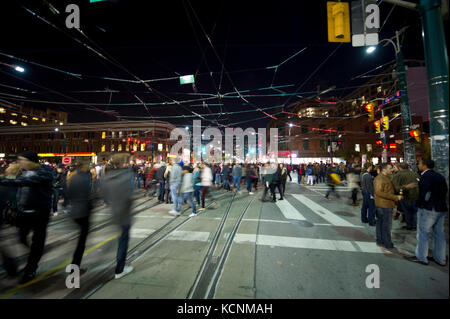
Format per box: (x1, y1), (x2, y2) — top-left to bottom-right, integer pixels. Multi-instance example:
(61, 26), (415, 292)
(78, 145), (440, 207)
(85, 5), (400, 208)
(101, 154), (135, 279)
(324, 166), (343, 199)
(279, 163), (288, 195)
(405, 158), (448, 266)
(374, 163), (403, 250)
(67, 159), (93, 273)
(199, 163), (218, 210)
(181, 165), (197, 217)
(222, 163), (230, 191)
(347, 165), (361, 206)
(155, 162), (167, 203)
(0, 151), (54, 284)
(232, 162), (242, 193)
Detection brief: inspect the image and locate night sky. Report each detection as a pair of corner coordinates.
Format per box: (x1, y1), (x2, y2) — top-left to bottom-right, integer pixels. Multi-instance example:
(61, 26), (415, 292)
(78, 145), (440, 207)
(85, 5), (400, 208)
(0, 0), (428, 129)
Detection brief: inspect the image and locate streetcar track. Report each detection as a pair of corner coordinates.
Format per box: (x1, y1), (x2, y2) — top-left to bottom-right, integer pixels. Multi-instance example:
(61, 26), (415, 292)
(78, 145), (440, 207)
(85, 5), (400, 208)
(63, 189), (231, 299)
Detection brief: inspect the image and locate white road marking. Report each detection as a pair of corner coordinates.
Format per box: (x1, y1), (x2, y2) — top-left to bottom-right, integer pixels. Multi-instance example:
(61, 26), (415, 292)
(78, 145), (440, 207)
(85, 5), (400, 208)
(275, 198), (307, 221)
(233, 234), (385, 254)
(291, 194), (357, 227)
(130, 228), (210, 242)
(241, 219), (333, 226)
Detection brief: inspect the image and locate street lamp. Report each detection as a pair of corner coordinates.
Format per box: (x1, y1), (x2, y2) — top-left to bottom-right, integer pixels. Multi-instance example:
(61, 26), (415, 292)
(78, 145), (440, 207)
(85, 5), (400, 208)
(288, 123), (293, 167)
(55, 127), (67, 155)
(0, 61), (25, 73)
(365, 30), (416, 170)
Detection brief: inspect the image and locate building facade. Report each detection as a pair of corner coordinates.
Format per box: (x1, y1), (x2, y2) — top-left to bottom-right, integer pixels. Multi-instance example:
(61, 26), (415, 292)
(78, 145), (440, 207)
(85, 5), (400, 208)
(0, 120), (177, 164)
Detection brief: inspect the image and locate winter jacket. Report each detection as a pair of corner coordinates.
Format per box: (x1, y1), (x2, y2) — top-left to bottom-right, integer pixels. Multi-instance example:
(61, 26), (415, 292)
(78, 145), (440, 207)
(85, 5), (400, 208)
(155, 166), (166, 181)
(391, 169), (419, 202)
(169, 164), (182, 185)
(201, 166), (213, 186)
(67, 171), (93, 219)
(374, 174), (398, 209)
(181, 173), (194, 193)
(232, 165), (242, 177)
(101, 168), (134, 226)
(0, 165), (53, 212)
(360, 172), (374, 196)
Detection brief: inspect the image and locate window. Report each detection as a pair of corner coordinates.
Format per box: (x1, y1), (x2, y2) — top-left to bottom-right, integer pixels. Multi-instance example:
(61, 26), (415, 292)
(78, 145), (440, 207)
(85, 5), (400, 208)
(101, 145), (106, 152)
(0, 108), (5, 113)
(42, 118), (46, 122)
(126, 144), (129, 152)
(366, 144), (372, 152)
(10, 113), (17, 116)
(21, 122), (28, 126)
(32, 117), (39, 120)
(141, 143), (145, 151)
(301, 126), (308, 134)
(111, 144), (115, 152)
(355, 144), (360, 152)
(101, 132), (106, 139)
(118, 144), (122, 152)
(111, 131), (115, 138)
(303, 140), (309, 150)
(119, 131), (123, 138)
(10, 120), (17, 125)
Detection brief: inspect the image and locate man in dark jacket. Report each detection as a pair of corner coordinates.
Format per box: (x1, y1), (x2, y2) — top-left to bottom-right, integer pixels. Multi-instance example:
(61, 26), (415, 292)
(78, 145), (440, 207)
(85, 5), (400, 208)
(0, 151), (53, 283)
(155, 162), (167, 203)
(360, 163), (376, 226)
(102, 154), (135, 279)
(405, 158), (448, 266)
(67, 159), (93, 272)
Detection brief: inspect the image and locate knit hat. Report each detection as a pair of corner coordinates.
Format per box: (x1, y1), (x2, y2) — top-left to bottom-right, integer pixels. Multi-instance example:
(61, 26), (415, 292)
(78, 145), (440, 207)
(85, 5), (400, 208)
(20, 151), (39, 163)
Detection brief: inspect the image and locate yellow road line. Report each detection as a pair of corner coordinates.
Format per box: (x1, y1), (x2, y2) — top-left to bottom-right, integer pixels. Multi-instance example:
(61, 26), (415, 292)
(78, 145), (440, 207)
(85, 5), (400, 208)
(0, 233), (119, 299)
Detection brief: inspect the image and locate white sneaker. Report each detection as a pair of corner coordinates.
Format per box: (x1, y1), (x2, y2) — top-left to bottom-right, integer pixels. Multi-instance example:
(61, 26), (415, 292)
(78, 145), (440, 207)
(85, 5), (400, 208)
(198, 207), (205, 211)
(169, 210), (181, 216)
(53, 212), (58, 216)
(189, 213), (197, 217)
(249, 192), (254, 195)
(115, 266), (134, 279)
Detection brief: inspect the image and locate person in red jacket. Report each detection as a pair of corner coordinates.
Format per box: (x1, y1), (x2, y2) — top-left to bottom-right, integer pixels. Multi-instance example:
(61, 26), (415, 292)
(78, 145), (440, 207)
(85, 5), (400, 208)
(145, 164), (159, 197)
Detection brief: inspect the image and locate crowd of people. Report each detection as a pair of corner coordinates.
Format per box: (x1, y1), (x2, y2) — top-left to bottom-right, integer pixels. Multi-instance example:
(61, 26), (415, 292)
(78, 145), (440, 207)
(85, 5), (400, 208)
(0, 152), (447, 287)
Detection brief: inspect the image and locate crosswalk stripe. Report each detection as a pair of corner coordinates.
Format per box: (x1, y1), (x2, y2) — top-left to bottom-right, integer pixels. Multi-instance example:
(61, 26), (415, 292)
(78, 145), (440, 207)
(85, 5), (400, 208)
(130, 228), (210, 242)
(233, 234), (384, 254)
(275, 198), (307, 221)
(291, 194), (357, 227)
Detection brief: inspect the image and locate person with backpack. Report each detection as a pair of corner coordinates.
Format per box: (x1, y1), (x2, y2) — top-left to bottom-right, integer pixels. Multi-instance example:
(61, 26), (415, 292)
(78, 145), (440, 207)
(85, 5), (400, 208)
(0, 151), (54, 284)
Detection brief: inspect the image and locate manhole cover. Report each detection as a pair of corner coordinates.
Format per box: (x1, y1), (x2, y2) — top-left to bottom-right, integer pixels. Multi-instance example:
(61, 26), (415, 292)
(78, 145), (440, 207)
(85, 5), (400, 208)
(289, 220), (314, 227)
(334, 211), (355, 217)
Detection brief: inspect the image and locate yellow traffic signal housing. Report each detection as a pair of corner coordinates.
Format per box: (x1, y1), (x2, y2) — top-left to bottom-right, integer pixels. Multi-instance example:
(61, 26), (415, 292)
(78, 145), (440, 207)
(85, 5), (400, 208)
(374, 120), (381, 133)
(368, 110), (374, 121)
(327, 2), (351, 42)
(409, 129), (421, 143)
(381, 116), (389, 131)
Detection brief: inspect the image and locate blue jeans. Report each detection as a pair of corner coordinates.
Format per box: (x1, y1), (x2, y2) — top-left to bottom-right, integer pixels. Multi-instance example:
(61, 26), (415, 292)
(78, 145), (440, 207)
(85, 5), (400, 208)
(399, 200), (417, 228)
(246, 178), (252, 192)
(375, 207), (394, 249)
(170, 184), (181, 212)
(415, 208), (447, 264)
(223, 177), (229, 190)
(361, 190), (376, 224)
(233, 176), (242, 190)
(215, 173), (221, 185)
(194, 185), (201, 205)
(182, 192), (197, 214)
(158, 180), (165, 201)
(115, 224), (130, 274)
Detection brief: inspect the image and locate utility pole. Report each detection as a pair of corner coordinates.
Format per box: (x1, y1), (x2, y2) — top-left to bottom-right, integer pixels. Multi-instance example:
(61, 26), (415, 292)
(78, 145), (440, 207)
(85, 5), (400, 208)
(420, 0), (449, 187)
(382, 0), (449, 187)
(380, 109), (388, 163)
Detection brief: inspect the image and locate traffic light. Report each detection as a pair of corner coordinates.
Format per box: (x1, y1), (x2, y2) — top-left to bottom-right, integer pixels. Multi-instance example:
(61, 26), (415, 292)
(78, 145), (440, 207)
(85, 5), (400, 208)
(365, 103), (375, 121)
(327, 2), (351, 42)
(409, 129), (421, 143)
(130, 150), (135, 155)
(381, 116), (389, 131)
(374, 120), (381, 133)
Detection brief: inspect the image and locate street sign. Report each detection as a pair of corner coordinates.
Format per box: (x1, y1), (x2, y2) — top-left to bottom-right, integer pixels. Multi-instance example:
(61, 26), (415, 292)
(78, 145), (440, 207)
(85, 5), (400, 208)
(62, 157), (71, 164)
(179, 75), (195, 85)
(383, 90), (402, 104)
(380, 131), (385, 138)
(351, 0), (380, 47)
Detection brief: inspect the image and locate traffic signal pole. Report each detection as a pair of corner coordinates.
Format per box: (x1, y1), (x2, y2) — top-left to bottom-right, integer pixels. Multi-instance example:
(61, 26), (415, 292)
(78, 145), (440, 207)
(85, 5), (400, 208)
(394, 32), (417, 171)
(381, 109), (388, 163)
(419, 0), (449, 187)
